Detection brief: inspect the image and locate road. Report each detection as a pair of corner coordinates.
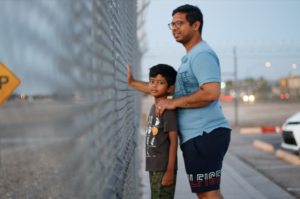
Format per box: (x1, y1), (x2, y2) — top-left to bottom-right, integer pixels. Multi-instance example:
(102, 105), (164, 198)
(141, 96), (300, 128)
(219, 100), (300, 127)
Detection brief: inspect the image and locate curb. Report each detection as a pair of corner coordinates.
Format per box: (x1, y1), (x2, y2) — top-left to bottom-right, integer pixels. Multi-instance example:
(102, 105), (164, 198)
(240, 126), (282, 134)
(240, 127), (261, 134)
(252, 140), (275, 152)
(275, 149), (300, 166)
(261, 126), (282, 133)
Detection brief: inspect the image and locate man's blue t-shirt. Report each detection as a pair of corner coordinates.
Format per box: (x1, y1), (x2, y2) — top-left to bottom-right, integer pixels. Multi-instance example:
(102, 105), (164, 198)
(173, 41), (231, 145)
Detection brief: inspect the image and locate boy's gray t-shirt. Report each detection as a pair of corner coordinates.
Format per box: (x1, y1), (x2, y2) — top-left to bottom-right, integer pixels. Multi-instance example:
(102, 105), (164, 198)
(145, 104), (178, 171)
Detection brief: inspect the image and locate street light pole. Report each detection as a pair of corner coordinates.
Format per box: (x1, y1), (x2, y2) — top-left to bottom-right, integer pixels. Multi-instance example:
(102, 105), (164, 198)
(234, 47), (239, 126)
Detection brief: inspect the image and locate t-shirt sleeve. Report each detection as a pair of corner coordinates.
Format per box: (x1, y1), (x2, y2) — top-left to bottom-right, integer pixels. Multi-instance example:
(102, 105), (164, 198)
(191, 52), (221, 87)
(162, 110), (178, 133)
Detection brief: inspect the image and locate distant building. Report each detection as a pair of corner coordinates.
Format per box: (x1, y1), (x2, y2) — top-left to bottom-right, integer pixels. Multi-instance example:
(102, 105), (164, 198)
(280, 74), (300, 99)
(271, 86), (281, 96)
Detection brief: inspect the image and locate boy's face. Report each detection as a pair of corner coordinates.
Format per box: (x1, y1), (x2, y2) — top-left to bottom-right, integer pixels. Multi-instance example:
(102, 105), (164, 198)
(149, 74), (174, 98)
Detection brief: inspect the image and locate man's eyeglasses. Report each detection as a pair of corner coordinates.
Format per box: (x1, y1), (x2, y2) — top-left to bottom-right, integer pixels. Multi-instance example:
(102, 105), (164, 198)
(168, 21), (187, 30)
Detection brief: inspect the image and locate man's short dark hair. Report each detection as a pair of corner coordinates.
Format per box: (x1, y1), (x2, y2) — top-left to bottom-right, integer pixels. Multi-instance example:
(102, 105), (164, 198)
(172, 4), (203, 35)
(149, 64), (177, 87)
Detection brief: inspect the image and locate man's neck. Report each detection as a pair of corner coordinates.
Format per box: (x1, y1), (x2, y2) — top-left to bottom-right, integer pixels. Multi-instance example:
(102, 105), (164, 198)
(183, 34), (203, 53)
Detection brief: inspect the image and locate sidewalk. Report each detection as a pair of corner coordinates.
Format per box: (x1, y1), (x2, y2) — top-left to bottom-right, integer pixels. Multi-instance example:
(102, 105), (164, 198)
(140, 144), (295, 199)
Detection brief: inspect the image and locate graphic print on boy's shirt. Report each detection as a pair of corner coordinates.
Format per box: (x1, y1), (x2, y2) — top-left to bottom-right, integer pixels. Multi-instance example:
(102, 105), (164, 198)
(145, 105), (178, 172)
(146, 115), (160, 157)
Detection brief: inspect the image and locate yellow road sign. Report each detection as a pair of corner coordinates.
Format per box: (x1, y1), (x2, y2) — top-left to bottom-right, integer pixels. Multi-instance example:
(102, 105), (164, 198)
(0, 61), (21, 106)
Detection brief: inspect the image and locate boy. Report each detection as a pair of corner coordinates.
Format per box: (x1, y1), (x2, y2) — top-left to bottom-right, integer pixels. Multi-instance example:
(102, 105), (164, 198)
(128, 63), (178, 199)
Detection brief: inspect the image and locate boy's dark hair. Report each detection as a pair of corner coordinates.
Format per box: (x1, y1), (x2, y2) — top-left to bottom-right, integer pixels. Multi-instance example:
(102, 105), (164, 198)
(149, 64), (177, 87)
(172, 4), (203, 35)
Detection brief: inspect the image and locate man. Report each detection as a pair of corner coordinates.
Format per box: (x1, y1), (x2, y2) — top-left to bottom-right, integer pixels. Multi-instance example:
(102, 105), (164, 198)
(128, 4), (231, 199)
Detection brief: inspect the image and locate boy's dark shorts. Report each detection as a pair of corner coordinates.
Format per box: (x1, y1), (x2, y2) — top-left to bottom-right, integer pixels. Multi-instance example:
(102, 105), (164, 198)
(180, 127), (231, 193)
(149, 170), (177, 199)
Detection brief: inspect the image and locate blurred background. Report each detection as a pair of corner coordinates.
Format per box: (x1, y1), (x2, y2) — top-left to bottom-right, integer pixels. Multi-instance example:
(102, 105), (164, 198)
(0, 0), (300, 199)
(141, 0), (300, 127)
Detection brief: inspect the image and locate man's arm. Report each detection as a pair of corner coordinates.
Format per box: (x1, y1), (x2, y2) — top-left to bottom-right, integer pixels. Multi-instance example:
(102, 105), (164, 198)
(156, 82), (220, 117)
(127, 64), (150, 94)
(174, 82), (220, 108)
(161, 131), (178, 186)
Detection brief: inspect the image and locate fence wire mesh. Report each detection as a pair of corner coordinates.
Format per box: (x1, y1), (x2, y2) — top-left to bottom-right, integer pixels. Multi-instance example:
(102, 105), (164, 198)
(0, 0), (142, 198)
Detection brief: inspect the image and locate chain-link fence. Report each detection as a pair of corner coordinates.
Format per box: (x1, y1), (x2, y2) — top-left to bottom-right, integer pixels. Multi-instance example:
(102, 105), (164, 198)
(0, 0), (142, 198)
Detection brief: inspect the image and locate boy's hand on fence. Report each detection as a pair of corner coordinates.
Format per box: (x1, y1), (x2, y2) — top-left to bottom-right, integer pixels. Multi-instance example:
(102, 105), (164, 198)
(161, 170), (174, 186)
(127, 63), (134, 85)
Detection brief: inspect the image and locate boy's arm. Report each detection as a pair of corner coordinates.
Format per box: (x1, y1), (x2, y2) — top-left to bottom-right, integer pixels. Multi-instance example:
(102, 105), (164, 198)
(161, 131), (178, 186)
(127, 64), (150, 94)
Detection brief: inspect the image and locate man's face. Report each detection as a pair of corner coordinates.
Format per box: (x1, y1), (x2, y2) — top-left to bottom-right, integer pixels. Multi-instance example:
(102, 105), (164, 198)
(171, 12), (194, 44)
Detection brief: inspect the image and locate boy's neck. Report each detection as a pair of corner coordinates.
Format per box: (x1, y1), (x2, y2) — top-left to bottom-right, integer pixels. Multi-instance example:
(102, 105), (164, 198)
(154, 96), (168, 106)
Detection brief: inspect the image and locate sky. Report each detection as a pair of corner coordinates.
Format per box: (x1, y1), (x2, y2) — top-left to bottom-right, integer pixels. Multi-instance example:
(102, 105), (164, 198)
(141, 0), (300, 82)
(1, 0), (300, 96)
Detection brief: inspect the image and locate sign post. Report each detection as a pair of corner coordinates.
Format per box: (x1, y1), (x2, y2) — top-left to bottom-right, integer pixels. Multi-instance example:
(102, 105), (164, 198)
(0, 61), (21, 167)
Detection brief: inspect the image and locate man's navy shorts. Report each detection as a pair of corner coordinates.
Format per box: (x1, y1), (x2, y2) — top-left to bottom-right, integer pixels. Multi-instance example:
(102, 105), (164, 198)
(180, 127), (231, 193)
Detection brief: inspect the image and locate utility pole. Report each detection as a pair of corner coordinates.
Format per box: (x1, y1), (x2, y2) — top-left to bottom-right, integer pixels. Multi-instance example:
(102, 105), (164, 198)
(233, 47), (239, 126)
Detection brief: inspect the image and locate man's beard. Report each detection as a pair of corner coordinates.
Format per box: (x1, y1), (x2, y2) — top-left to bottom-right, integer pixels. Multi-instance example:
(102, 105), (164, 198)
(176, 36), (190, 45)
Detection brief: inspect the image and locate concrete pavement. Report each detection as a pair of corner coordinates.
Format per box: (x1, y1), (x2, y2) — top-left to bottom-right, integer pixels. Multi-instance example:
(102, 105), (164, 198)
(140, 142), (295, 199)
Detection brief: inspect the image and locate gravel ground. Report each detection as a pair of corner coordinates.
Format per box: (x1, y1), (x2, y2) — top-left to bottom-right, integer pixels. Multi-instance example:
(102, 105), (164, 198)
(0, 100), (112, 199)
(0, 142), (74, 199)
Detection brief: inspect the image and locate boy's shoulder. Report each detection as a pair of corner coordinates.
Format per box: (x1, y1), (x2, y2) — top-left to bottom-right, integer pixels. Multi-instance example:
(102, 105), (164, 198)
(161, 109), (178, 132)
(148, 105), (177, 122)
(148, 104), (155, 114)
(161, 109), (177, 121)
(162, 109), (176, 114)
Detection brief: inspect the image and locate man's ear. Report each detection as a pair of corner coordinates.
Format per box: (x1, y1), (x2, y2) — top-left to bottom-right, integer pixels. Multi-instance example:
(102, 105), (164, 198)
(167, 85), (175, 96)
(193, 21), (200, 32)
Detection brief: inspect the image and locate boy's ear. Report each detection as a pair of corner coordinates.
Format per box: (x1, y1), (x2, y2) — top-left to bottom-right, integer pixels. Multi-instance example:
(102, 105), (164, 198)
(167, 85), (175, 96)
